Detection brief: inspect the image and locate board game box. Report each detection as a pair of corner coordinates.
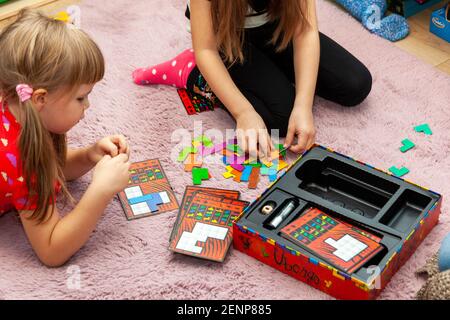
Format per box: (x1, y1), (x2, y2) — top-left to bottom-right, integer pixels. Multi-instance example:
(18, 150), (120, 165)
(234, 145), (442, 300)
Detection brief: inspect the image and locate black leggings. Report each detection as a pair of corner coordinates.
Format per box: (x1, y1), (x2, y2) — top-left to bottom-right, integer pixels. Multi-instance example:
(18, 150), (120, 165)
(187, 22), (372, 137)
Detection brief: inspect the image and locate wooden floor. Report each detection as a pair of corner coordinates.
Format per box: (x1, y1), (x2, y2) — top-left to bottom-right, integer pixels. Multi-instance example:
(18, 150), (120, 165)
(396, 1), (450, 75)
(0, 0), (449, 75)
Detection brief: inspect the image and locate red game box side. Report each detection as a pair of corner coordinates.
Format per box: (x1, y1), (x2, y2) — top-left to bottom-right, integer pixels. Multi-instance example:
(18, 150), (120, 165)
(233, 197), (442, 300)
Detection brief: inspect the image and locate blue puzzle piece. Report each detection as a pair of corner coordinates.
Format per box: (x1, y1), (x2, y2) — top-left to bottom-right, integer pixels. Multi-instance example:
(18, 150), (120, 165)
(269, 174), (278, 182)
(240, 166), (253, 182)
(129, 193), (164, 212)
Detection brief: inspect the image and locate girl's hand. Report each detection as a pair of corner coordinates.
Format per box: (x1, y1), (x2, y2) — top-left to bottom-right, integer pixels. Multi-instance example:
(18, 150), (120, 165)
(92, 154), (131, 198)
(285, 107), (316, 154)
(87, 135), (130, 164)
(235, 109), (274, 160)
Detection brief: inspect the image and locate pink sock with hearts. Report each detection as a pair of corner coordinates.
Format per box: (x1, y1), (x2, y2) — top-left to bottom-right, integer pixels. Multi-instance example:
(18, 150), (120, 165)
(132, 49), (196, 88)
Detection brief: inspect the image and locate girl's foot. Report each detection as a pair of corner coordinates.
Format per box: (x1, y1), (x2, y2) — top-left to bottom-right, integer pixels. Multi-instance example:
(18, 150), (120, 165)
(132, 49), (196, 88)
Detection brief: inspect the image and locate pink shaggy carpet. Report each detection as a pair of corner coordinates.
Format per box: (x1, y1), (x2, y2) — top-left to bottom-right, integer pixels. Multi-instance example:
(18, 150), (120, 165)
(0, 0), (449, 300)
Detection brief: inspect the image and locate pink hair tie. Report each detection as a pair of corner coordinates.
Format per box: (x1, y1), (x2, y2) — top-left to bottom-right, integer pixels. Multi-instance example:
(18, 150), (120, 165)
(16, 84), (34, 102)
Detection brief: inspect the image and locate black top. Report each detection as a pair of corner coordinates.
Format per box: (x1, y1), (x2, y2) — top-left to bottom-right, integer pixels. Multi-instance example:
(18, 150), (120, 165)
(185, 0), (270, 20)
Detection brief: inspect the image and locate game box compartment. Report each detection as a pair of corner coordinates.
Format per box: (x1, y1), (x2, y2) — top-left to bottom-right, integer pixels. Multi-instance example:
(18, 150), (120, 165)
(233, 145), (442, 300)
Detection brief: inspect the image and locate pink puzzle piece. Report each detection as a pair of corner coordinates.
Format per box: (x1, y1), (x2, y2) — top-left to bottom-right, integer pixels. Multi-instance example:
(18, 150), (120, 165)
(201, 145), (215, 156)
(230, 163), (244, 172)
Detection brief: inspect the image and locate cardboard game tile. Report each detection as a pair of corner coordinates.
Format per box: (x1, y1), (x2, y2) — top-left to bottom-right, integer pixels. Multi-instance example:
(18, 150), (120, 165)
(280, 208), (383, 274)
(177, 88), (217, 115)
(118, 159), (179, 220)
(169, 186), (241, 242)
(169, 192), (248, 262)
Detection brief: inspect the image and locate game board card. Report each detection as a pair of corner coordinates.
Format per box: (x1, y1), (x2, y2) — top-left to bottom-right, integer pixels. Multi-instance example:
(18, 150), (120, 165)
(281, 208), (383, 274)
(169, 186), (241, 242)
(177, 88), (218, 115)
(170, 192), (248, 262)
(118, 159), (179, 220)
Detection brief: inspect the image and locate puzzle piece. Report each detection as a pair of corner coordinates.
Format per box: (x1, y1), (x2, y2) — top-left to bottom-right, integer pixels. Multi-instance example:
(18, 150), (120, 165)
(240, 166), (253, 182)
(230, 163), (244, 172)
(226, 144), (244, 156)
(184, 153), (203, 172)
(277, 144), (287, 157)
(192, 167), (210, 185)
(277, 160), (289, 171)
(414, 124), (432, 135)
(400, 139), (415, 153)
(262, 159), (273, 168)
(200, 145), (215, 156)
(193, 135), (214, 147)
(223, 171), (235, 179)
(260, 166), (270, 176)
(248, 167), (260, 189)
(233, 170), (243, 183)
(177, 147), (198, 162)
(129, 192), (164, 213)
(389, 166), (410, 177)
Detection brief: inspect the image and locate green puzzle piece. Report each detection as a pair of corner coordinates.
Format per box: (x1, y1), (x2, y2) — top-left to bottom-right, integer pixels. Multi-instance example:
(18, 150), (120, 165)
(389, 166), (410, 178)
(193, 135), (214, 148)
(400, 139), (415, 153)
(177, 147), (198, 162)
(277, 144), (287, 157)
(192, 167), (210, 185)
(414, 124), (432, 135)
(226, 144), (244, 155)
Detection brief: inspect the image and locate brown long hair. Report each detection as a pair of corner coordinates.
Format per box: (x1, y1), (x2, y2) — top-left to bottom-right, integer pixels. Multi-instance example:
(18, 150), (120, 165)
(0, 9), (105, 223)
(210, 0), (310, 64)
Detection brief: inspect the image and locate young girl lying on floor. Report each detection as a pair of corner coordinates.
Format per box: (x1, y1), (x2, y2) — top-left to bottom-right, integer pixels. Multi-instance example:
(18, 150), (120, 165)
(0, 10), (131, 267)
(133, 0), (372, 160)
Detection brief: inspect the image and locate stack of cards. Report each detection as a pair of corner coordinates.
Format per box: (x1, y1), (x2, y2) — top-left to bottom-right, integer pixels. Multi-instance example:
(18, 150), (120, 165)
(169, 186), (248, 262)
(281, 208), (384, 274)
(118, 159), (179, 220)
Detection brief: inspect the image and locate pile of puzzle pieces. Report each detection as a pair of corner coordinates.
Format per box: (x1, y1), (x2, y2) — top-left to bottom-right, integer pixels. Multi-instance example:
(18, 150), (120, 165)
(177, 135), (289, 189)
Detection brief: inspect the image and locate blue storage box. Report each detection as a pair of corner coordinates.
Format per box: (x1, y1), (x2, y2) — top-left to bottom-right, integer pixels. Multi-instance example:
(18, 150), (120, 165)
(430, 5), (450, 42)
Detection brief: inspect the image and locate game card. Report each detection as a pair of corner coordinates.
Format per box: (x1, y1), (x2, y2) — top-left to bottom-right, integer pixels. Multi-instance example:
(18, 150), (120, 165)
(170, 192), (248, 262)
(169, 186), (241, 242)
(281, 208), (383, 274)
(118, 159), (179, 220)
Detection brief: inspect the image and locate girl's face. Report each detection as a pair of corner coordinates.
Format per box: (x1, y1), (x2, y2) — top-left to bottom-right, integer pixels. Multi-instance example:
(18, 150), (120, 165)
(39, 84), (95, 134)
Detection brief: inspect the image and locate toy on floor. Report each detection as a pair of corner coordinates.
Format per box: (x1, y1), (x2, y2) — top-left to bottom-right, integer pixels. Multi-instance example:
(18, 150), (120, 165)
(118, 159), (179, 220)
(415, 123), (433, 135)
(177, 89), (219, 115)
(177, 135), (290, 189)
(169, 190), (248, 262)
(390, 123), (434, 177)
(400, 138), (415, 153)
(335, 0), (409, 41)
(169, 186), (241, 243)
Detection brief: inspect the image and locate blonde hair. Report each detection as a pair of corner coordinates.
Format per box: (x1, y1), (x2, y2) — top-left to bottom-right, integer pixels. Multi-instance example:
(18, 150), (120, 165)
(0, 9), (105, 223)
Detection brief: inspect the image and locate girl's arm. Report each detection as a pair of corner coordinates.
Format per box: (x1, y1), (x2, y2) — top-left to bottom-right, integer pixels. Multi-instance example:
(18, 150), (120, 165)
(285, 0), (320, 153)
(64, 147), (96, 181)
(190, 0), (273, 159)
(64, 135), (130, 181)
(20, 153), (130, 267)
